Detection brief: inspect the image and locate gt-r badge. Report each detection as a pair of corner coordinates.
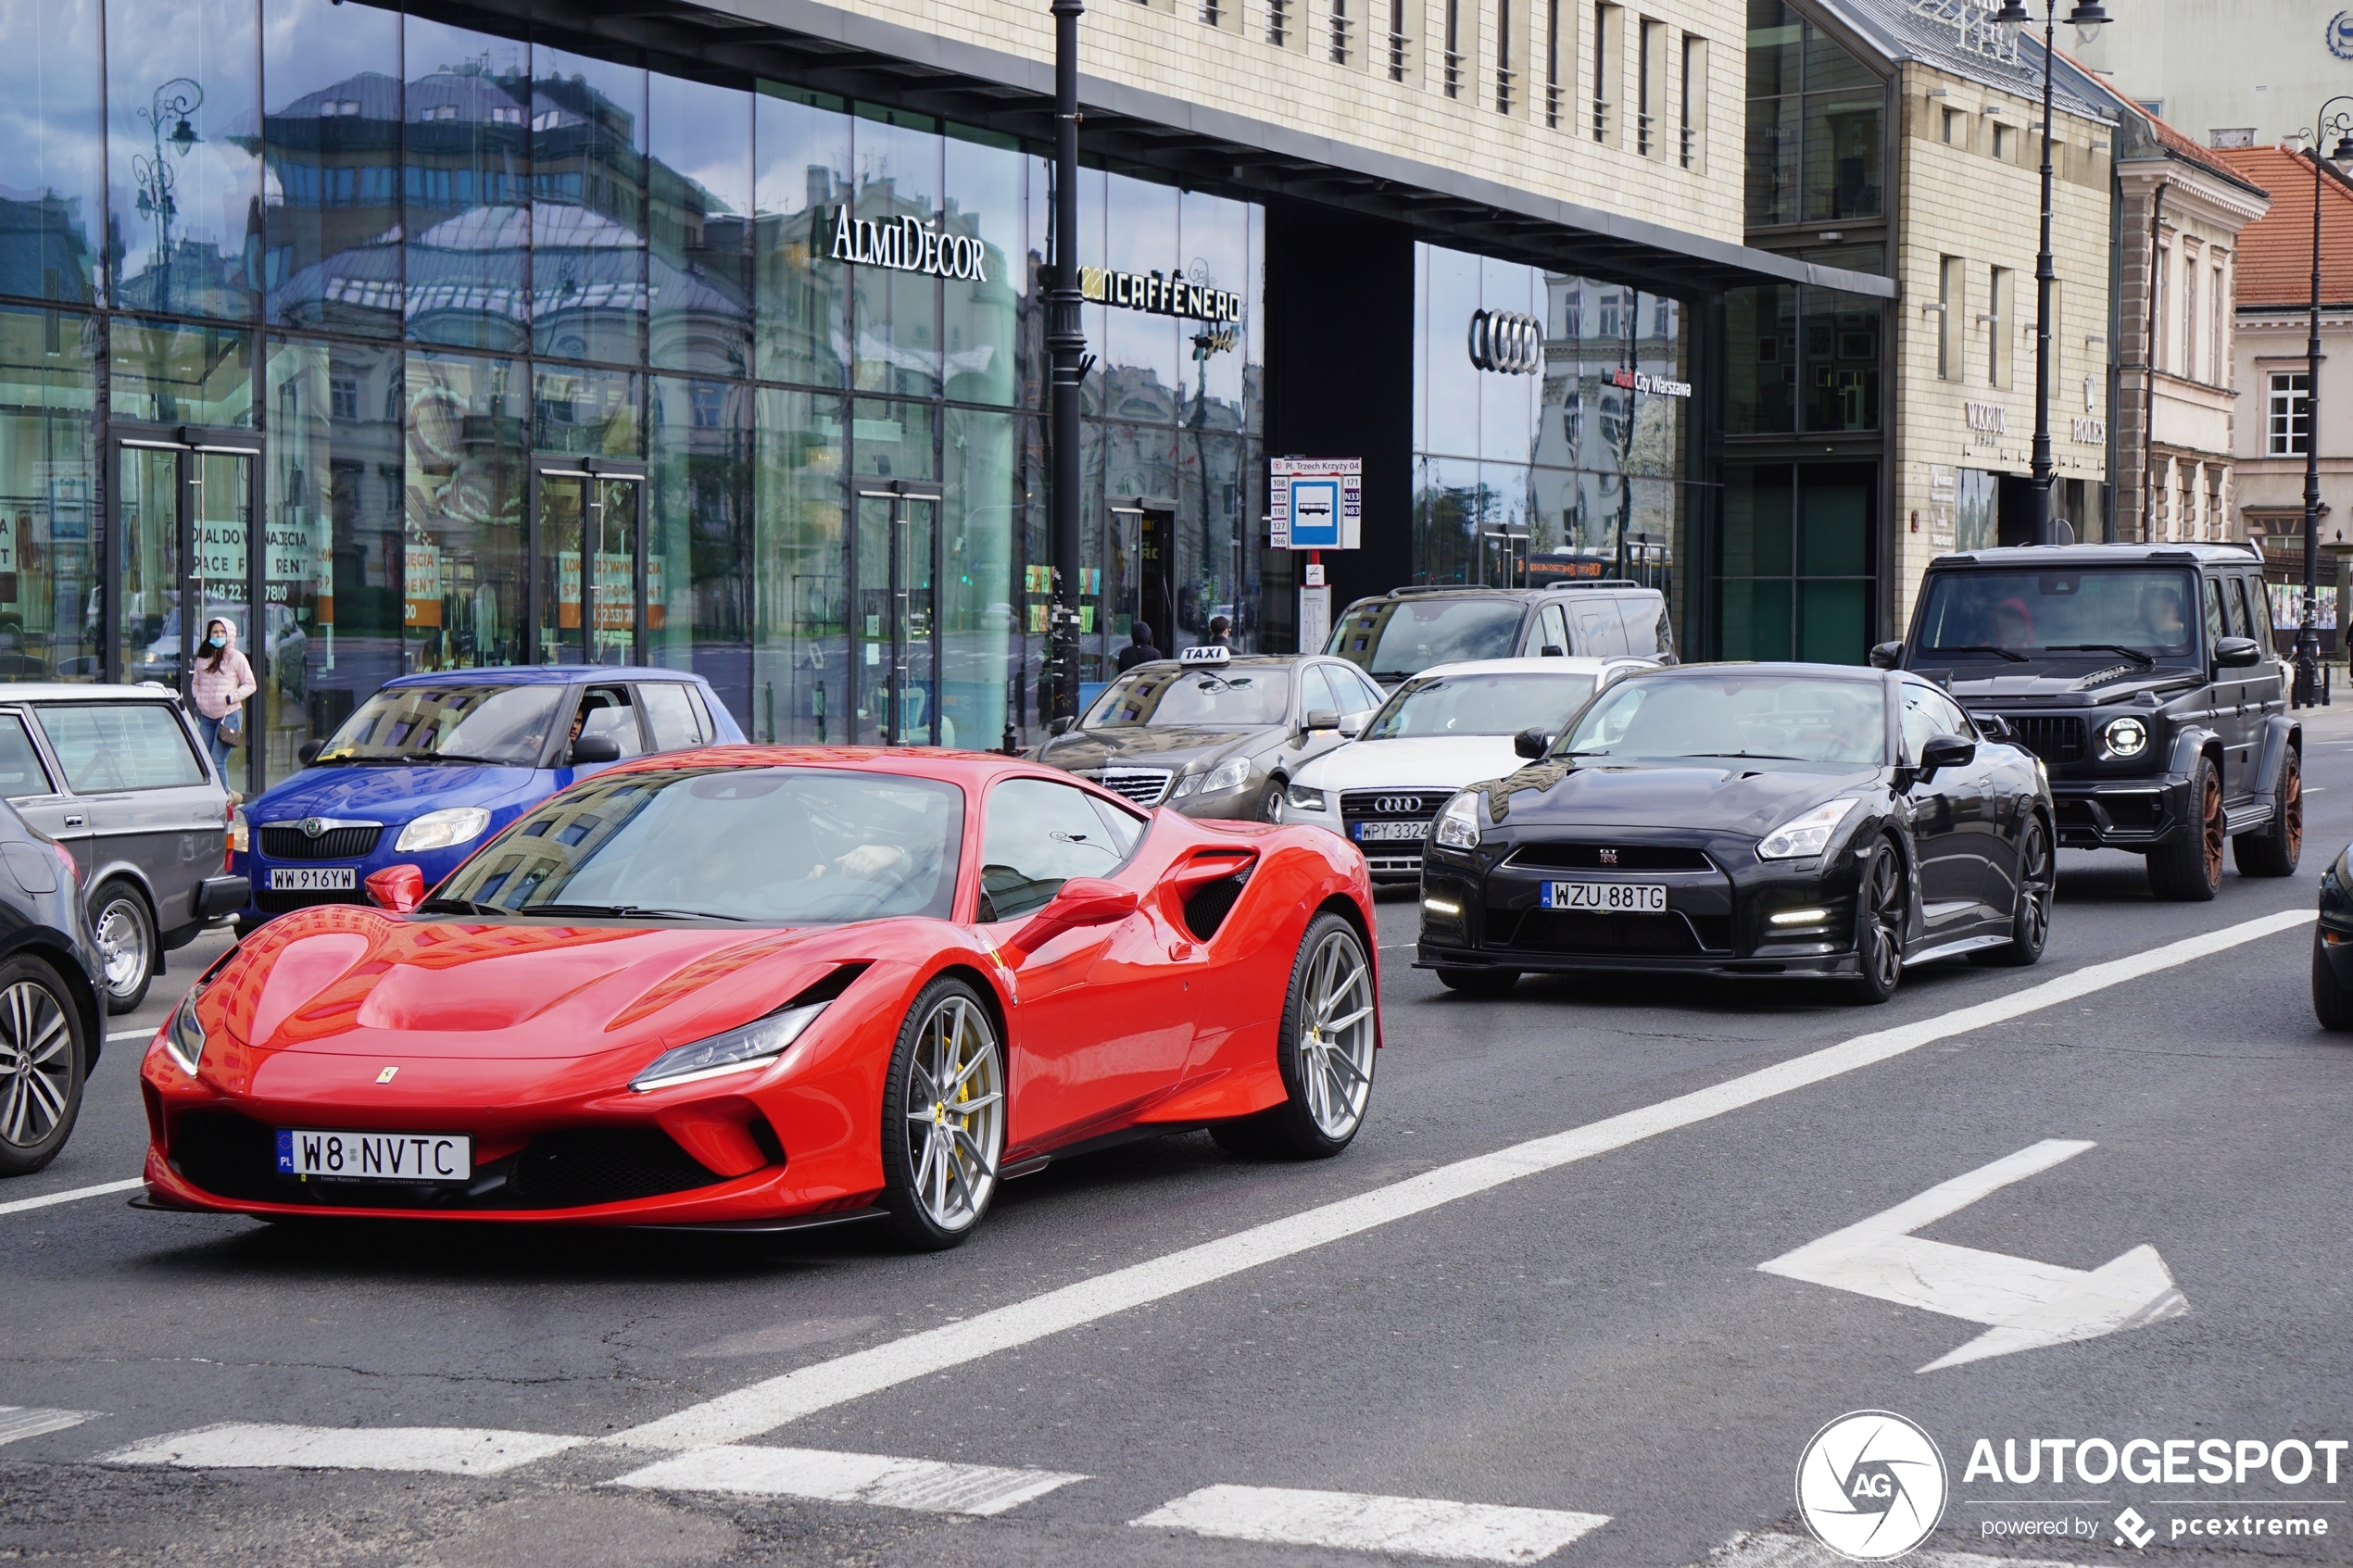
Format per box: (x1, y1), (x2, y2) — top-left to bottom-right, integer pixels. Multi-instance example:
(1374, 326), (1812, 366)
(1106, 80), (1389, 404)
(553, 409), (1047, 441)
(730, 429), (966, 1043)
(1599, 847), (1618, 865)
(375, 1066), (398, 1085)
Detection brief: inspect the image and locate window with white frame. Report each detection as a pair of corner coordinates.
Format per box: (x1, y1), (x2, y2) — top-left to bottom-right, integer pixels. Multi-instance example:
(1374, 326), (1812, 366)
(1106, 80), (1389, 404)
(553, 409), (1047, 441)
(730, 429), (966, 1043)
(2268, 370), (2311, 457)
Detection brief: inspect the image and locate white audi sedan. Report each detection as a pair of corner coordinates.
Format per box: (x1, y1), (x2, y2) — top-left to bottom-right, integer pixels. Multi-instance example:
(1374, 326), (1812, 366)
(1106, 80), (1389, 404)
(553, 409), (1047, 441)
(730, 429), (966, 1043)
(1276, 656), (1655, 880)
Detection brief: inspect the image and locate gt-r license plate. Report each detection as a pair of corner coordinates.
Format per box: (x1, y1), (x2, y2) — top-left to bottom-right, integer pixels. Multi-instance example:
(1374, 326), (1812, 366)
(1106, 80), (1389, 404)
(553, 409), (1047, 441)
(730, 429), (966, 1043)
(1541, 880), (1667, 913)
(1353, 821), (1429, 843)
(268, 867), (357, 891)
(276, 1129), (472, 1182)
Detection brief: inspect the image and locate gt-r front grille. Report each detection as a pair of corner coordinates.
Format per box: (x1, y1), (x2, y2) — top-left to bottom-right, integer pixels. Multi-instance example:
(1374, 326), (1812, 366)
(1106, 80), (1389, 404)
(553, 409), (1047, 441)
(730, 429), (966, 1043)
(2004, 716), (2085, 764)
(1506, 843), (1715, 872)
(1497, 909), (1728, 955)
(1094, 768), (1173, 807)
(259, 824), (384, 860)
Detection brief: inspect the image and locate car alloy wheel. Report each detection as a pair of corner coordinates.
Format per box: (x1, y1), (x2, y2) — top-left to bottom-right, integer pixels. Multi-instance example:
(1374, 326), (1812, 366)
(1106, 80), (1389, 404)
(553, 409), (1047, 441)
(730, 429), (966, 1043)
(0, 964), (80, 1169)
(883, 978), (1004, 1248)
(1854, 845), (1904, 1002)
(1213, 911), (1377, 1158)
(1975, 816), (2051, 967)
(2233, 747), (2302, 878)
(92, 887), (154, 1013)
(2148, 757), (2224, 901)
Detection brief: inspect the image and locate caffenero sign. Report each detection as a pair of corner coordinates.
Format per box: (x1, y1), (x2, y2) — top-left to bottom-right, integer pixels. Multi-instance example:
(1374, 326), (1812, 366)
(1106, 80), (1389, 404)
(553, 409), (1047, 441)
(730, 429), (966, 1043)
(1468, 309), (1541, 374)
(828, 207), (990, 282)
(1076, 265), (1246, 324)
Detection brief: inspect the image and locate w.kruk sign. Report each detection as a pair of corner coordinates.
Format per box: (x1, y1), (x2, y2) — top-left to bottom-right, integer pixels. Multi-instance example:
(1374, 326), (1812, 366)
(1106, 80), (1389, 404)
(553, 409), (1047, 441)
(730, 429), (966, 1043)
(828, 207), (989, 282)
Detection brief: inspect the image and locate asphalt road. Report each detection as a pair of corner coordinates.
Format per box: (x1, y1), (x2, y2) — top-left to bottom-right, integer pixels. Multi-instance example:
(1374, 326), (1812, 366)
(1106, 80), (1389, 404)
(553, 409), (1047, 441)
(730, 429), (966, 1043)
(4, 711), (2350, 1567)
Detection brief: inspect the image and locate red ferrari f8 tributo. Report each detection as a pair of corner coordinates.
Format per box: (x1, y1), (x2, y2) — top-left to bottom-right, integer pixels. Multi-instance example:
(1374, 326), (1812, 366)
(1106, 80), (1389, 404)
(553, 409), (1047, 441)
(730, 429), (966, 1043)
(138, 748), (1380, 1248)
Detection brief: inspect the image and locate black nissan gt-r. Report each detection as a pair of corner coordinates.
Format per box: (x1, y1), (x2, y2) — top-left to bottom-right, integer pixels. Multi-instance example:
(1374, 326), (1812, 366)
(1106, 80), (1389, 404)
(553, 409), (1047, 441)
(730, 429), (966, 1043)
(1415, 662), (2057, 1003)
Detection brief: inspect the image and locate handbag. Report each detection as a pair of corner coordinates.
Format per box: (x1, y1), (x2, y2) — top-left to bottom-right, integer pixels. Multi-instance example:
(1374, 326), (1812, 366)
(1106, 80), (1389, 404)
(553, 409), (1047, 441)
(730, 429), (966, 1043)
(218, 706), (245, 746)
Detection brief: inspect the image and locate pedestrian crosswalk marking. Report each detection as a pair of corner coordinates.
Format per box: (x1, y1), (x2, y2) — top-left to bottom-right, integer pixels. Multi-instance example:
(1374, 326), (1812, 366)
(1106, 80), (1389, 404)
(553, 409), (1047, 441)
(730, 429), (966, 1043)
(1132, 1484), (1609, 1563)
(609, 1443), (1087, 1516)
(0, 1407), (95, 1447)
(102, 1422), (585, 1475)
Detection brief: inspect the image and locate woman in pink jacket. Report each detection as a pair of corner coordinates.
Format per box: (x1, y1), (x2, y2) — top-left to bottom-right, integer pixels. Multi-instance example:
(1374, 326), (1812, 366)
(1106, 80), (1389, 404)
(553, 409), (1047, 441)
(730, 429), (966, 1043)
(189, 617), (257, 782)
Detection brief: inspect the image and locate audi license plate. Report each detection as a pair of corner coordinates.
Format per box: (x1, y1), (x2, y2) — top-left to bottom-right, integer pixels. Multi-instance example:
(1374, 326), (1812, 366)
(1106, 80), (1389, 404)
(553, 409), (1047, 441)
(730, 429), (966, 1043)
(1353, 821), (1428, 843)
(269, 867), (356, 891)
(1541, 880), (1667, 913)
(277, 1129), (472, 1182)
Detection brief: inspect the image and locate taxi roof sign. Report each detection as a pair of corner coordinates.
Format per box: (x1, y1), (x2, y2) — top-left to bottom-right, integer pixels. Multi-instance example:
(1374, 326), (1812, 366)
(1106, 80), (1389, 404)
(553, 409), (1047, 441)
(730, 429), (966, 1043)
(1178, 644), (1231, 665)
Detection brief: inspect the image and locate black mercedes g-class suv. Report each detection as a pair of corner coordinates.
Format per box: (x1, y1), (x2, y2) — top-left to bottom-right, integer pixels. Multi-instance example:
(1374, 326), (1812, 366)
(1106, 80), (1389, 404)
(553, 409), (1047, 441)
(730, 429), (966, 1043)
(1875, 543), (2300, 901)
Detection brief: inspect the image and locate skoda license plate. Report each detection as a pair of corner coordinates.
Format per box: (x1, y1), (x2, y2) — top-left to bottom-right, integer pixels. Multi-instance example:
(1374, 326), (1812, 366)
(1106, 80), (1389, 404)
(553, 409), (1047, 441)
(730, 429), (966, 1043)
(277, 1129), (472, 1182)
(1353, 821), (1428, 843)
(1541, 881), (1667, 913)
(269, 867), (356, 891)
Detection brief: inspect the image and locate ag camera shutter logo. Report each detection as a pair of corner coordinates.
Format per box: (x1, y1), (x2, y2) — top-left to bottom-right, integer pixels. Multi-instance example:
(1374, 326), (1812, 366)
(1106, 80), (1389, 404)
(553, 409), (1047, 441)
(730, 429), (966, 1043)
(1467, 309), (1543, 374)
(1796, 1411), (1949, 1561)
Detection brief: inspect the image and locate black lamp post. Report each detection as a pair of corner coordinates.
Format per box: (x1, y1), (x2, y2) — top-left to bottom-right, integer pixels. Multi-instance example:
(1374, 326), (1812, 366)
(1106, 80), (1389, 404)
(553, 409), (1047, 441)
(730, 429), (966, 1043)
(2291, 102), (2353, 709)
(131, 78), (204, 289)
(1994, 0), (2108, 546)
(1045, 0), (1090, 728)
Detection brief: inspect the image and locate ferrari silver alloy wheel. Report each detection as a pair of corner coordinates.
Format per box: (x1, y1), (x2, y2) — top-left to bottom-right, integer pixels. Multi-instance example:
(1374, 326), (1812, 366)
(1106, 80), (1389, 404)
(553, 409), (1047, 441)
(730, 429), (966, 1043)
(0, 979), (72, 1148)
(903, 994), (1004, 1234)
(94, 896), (149, 1000)
(1298, 927), (1376, 1140)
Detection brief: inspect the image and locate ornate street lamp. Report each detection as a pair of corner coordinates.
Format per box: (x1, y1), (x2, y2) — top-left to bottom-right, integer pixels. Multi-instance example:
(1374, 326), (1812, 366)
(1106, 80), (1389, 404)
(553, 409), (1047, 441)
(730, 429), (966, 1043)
(2291, 99), (2353, 708)
(1045, 0), (1090, 729)
(131, 78), (204, 283)
(1992, 1), (2110, 546)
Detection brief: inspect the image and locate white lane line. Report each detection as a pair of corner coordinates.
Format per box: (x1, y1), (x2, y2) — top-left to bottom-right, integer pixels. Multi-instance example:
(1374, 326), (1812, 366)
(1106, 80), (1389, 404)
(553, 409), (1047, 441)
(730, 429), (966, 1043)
(1133, 1484), (1608, 1563)
(1698, 1531), (2082, 1568)
(106, 1028), (154, 1043)
(104, 1422), (585, 1475)
(0, 1406), (97, 1446)
(0, 1178), (144, 1218)
(610, 907), (2313, 1452)
(610, 1444), (1087, 1516)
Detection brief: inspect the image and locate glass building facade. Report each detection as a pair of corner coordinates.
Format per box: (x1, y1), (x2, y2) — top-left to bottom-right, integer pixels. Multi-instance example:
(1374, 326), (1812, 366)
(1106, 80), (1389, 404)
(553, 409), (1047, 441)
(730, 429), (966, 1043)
(0, 0), (1265, 787)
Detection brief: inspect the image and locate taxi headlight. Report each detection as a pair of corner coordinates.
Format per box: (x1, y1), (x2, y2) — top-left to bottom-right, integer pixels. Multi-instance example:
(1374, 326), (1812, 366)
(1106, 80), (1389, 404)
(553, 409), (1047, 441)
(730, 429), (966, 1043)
(1432, 790), (1482, 851)
(164, 986), (206, 1076)
(1756, 797), (1862, 860)
(1284, 784), (1328, 812)
(395, 807), (493, 854)
(1198, 757), (1252, 796)
(2102, 716), (2149, 759)
(630, 1002), (829, 1093)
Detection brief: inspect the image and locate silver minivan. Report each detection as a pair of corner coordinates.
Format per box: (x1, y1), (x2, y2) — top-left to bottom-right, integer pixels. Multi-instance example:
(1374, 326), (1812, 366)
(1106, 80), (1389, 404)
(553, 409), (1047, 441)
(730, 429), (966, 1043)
(0, 686), (245, 1012)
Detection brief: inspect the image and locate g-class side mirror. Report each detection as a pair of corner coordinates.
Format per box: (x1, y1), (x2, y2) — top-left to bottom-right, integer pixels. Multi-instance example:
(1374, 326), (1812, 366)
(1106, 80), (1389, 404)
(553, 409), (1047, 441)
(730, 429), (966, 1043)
(2213, 635), (2263, 669)
(1869, 640), (1905, 671)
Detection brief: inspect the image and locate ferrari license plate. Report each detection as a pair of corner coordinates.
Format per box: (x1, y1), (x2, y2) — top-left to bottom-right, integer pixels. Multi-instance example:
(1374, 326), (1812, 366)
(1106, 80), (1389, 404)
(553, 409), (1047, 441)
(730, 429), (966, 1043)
(269, 867), (357, 891)
(277, 1129), (472, 1182)
(1542, 880), (1667, 913)
(1353, 821), (1428, 843)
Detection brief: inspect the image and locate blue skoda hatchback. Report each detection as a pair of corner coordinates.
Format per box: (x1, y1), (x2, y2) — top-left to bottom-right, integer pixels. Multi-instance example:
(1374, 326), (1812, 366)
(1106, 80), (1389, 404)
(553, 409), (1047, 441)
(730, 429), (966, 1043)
(233, 668), (744, 934)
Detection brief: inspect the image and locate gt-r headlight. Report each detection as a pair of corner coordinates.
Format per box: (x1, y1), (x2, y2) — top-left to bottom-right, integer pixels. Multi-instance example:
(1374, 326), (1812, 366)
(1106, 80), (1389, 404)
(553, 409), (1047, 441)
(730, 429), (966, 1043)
(1284, 784), (1328, 812)
(164, 985), (207, 1076)
(1756, 797), (1863, 861)
(629, 1001), (829, 1093)
(2102, 716), (2149, 759)
(395, 807), (493, 854)
(1189, 757), (1252, 796)
(1432, 789), (1482, 850)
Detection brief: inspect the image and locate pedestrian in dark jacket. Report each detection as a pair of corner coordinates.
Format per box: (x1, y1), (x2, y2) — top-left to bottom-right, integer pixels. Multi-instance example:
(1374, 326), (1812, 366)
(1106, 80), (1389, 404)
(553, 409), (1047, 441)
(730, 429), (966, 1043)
(1115, 620), (1164, 671)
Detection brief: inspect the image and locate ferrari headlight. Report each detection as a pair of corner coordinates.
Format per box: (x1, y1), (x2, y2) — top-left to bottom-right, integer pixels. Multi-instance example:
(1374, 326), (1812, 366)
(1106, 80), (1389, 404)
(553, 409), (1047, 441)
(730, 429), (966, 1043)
(2102, 716), (2149, 759)
(1756, 797), (1862, 861)
(395, 807), (493, 854)
(629, 1001), (828, 1093)
(1285, 784), (1327, 812)
(1433, 789), (1482, 851)
(1197, 757), (1252, 796)
(164, 986), (206, 1076)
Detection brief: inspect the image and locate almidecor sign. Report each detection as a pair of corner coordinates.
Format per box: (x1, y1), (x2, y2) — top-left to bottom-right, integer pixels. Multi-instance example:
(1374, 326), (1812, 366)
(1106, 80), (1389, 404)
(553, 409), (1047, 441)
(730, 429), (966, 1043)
(828, 207), (991, 282)
(1076, 265), (1246, 324)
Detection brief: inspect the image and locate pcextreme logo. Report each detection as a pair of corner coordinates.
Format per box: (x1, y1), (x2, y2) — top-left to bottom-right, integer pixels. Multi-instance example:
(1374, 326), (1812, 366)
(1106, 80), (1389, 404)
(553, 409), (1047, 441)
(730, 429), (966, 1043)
(1796, 1411), (1950, 1561)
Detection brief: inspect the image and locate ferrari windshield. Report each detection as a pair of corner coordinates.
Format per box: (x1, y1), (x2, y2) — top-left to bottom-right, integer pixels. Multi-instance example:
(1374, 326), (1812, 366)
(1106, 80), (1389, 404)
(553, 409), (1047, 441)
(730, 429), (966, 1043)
(433, 767), (964, 923)
(316, 684), (565, 766)
(1914, 569), (2200, 660)
(1365, 672), (1597, 741)
(1086, 665), (1289, 728)
(1559, 673), (1887, 768)
(1327, 597), (1524, 680)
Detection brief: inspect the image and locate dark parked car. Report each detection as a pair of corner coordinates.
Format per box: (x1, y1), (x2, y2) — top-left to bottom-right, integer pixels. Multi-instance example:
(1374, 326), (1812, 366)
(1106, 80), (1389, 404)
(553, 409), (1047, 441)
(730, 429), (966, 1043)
(1416, 663), (2056, 1003)
(0, 797), (107, 1175)
(1327, 583), (1676, 687)
(2314, 843), (2353, 1031)
(1879, 543), (2297, 901)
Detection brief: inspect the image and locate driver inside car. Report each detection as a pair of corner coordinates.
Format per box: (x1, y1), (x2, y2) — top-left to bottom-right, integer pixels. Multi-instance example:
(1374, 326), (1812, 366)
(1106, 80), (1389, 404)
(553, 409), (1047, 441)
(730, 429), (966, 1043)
(2136, 582), (2187, 647)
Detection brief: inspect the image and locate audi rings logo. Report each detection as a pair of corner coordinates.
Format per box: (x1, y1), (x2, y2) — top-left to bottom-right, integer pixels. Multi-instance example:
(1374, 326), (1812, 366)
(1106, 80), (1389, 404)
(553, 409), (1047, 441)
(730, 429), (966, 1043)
(1796, 1411), (1949, 1561)
(1372, 796), (1425, 816)
(1467, 309), (1542, 375)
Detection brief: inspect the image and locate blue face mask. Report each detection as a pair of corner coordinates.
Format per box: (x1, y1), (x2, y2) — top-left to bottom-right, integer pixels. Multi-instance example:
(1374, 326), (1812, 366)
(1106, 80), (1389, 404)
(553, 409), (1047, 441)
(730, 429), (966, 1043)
(207, 634), (228, 649)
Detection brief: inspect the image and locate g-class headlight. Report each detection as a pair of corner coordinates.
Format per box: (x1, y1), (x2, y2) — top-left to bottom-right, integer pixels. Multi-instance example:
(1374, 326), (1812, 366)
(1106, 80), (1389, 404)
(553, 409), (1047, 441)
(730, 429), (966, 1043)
(2102, 716), (2149, 759)
(1432, 790), (1482, 850)
(1756, 797), (1863, 860)
(396, 807), (493, 854)
(630, 1001), (829, 1093)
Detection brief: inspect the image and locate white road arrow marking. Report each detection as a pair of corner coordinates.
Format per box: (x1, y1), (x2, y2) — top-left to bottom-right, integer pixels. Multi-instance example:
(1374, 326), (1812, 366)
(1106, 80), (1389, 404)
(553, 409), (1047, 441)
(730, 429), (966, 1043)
(1758, 1139), (2188, 1373)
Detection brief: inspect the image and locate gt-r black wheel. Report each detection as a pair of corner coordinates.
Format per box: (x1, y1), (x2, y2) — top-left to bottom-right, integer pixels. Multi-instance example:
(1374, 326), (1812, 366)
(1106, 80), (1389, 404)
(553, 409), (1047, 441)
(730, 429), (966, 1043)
(1212, 911), (1376, 1160)
(2313, 930), (2353, 1032)
(879, 977), (1005, 1251)
(1851, 842), (1905, 1005)
(1972, 814), (2052, 968)
(2233, 746), (2302, 878)
(0, 956), (85, 1176)
(2147, 756), (2223, 901)
(1436, 966), (1519, 997)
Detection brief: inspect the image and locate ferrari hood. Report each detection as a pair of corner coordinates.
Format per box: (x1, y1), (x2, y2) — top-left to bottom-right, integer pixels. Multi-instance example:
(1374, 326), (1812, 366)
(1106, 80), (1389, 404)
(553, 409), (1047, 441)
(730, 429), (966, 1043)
(249, 763), (540, 825)
(1479, 759), (1881, 838)
(1293, 734), (1522, 792)
(215, 912), (852, 1059)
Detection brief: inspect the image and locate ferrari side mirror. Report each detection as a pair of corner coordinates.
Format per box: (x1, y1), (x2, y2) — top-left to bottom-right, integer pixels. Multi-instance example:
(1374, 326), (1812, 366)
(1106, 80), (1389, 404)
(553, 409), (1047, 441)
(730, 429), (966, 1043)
(365, 863), (426, 913)
(1007, 876), (1139, 953)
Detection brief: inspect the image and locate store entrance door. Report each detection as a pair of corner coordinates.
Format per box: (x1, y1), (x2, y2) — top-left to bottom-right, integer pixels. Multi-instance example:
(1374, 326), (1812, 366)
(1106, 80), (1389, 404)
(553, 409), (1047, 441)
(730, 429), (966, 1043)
(530, 463), (647, 667)
(110, 427), (262, 784)
(853, 486), (939, 745)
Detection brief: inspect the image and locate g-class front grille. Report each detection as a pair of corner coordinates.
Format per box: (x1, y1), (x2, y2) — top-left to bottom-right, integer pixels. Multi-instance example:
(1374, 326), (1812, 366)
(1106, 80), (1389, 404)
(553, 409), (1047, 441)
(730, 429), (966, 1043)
(2005, 716), (2085, 764)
